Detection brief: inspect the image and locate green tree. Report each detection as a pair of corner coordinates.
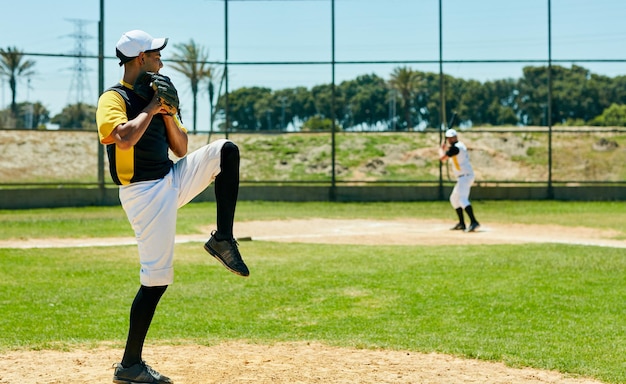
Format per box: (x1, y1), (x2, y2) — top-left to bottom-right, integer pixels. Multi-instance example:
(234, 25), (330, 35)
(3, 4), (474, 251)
(310, 83), (335, 122)
(51, 103), (96, 130)
(284, 86), (316, 125)
(517, 64), (613, 126)
(14, 101), (50, 129)
(301, 116), (334, 131)
(607, 75), (626, 106)
(590, 103), (626, 126)
(0, 47), (36, 118)
(389, 66), (422, 130)
(207, 70), (223, 134)
(219, 87), (272, 131)
(416, 71), (455, 129)
(552, 65), (602, 124)
(168, 39), (214, 134)
(456, 78), (519, 126)
(272, 87), (314, 130)
(253, 92), (280, 130)
(264, 87), (321, 131)
(517, 66), (549, 125)
(338, 74), (388, 129)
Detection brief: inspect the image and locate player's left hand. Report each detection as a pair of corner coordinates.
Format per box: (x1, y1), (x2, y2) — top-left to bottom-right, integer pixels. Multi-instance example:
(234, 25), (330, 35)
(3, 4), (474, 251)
(134, 71), (180, 116)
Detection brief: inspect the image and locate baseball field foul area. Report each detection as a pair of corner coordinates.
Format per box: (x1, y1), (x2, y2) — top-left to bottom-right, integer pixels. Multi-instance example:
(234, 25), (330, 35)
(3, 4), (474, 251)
(0, 201), (624, 383)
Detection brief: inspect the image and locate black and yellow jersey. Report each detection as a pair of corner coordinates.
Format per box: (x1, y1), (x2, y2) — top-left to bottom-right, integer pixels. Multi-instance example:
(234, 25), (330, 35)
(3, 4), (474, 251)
(96, 81), (173, 185)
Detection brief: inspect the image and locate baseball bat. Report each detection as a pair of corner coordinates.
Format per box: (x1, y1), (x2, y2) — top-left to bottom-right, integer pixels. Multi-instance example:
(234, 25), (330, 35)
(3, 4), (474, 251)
(440, 111), (457, 146)
(447, 111), (457, 129)
(440, 111), (457, 182)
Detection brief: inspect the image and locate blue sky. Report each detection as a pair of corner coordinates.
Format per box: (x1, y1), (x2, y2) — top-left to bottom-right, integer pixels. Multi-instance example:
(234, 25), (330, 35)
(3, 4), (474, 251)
(1, 0), (626, 129)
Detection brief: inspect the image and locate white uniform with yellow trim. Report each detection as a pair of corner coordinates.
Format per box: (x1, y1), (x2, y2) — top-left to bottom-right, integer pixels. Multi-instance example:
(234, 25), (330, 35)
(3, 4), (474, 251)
(447, 140), (474, 209)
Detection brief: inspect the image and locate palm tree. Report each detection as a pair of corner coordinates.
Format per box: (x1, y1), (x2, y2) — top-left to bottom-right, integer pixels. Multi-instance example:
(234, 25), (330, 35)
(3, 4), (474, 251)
(0, 47), (36, 117)
(168, 40), (214, 134)
(206, 68), (225, 143)
(388, 66), (421, 130)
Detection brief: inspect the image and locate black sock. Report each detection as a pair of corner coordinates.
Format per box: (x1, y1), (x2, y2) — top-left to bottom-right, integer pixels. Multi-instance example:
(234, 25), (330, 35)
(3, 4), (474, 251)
(121, 285), (167, 368)
(465, 205), (478, 223)
(455, 207), (465, 226)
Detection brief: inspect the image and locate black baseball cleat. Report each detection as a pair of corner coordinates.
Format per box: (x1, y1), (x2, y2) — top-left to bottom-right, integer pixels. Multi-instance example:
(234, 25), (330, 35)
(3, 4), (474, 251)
(450, 223), (466, 231)
(466, 222), (480, 233)
(113, 361), (173, 384)
(204, 231), (250, 277)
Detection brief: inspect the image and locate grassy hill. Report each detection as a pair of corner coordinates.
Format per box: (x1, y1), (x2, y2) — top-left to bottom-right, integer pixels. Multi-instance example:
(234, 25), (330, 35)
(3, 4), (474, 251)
(0, 128), (624, 185)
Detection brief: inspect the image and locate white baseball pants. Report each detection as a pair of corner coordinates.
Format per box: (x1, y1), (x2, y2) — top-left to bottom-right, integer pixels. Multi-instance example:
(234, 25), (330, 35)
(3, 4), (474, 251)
(119, 139), (229, 286)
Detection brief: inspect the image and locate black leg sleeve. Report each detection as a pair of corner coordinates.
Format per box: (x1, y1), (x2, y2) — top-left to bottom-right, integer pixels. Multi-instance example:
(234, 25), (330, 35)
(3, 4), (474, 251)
(455, 207), (465, 225)
(214, 142), (240, 239)
(121, 285), (168, 368)
(465, 204), (478, 223)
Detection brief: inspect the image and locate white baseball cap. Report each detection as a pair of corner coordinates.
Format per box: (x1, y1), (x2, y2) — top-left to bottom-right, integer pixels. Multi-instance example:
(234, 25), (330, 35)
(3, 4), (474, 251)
(445, 128), (457, 137)
(115, 30), (168, 66)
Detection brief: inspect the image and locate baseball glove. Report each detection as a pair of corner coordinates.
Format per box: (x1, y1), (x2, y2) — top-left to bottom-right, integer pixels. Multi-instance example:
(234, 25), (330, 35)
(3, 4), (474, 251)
(134, 71), (180, 116)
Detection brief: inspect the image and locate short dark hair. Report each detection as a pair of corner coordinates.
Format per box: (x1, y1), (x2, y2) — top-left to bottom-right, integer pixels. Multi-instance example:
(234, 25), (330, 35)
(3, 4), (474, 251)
(116, 48), (136, 66)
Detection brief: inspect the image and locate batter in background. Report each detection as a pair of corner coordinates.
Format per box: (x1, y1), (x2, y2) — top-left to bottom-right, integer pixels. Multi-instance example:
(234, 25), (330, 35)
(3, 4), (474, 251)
(439, 128), (480, 233)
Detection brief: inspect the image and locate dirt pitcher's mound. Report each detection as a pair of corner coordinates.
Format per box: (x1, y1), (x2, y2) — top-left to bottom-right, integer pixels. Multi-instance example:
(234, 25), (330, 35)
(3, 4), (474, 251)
(0, 342), (604, 384)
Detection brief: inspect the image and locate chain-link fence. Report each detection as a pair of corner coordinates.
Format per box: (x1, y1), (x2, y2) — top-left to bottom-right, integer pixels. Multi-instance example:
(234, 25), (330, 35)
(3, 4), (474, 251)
(1, 0), (625, 191)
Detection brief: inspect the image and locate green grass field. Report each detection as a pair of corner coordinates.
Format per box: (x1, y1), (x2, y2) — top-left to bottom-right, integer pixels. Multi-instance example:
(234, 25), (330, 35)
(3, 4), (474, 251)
(0, 201), (625, 383)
